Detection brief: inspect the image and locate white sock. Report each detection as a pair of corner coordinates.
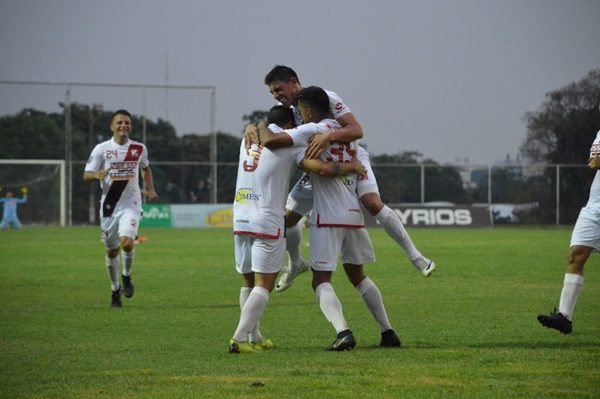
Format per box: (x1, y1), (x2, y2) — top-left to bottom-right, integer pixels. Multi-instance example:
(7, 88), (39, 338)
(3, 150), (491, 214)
(286, 224), (304, 267)
(121, 248), (135, 276)
(374, 205), (421, 260)
(233, 286), (269, 342)
(239, 287), (263, 342)
(558, 273), (584, 321)
(105, 255), (120, 291)
(315, 282), (349, 333)
(356, 278), (392, 332)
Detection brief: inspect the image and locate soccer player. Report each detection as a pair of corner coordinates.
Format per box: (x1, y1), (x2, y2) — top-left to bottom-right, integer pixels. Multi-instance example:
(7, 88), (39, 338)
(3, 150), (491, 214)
(260, 86), (402, 350)
(246, 65), (436, 292)
(84, 109), (158, 308)
(229, 104), (365, 353)
(0, 188), (28, 229)
(537, 111), (600, 334)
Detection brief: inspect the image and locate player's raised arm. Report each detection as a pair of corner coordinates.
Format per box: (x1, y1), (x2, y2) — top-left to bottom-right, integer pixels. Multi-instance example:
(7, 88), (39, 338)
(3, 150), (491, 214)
(258, 121), (294, 149)
(300, 157), (366, 178)
(243, 123), (260, 150)
(305, 112), (363, 159)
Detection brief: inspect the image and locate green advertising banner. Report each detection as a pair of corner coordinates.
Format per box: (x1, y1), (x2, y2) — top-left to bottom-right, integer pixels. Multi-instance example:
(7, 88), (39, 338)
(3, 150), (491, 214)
(141, 204), (172, 227)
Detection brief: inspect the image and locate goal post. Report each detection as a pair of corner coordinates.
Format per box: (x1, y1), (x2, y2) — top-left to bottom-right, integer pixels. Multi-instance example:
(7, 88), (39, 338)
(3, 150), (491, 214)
(0, 159), (66, 226)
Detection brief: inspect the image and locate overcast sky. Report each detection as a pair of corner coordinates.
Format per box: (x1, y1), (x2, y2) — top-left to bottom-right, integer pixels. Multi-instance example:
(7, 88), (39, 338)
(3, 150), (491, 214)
(1, 0), (599, 164)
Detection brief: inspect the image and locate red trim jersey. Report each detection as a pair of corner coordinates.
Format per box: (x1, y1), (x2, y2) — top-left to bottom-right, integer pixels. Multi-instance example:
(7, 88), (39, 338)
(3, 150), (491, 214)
(286, 119), (364, 228)
(233, 138), (304, 238)
(84, 138), (149, 218)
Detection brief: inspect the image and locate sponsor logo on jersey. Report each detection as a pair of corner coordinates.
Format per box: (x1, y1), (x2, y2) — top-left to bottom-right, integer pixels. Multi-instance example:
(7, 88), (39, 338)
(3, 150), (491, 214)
(235, 188), (261, 203)
(110, 161), (138, 180)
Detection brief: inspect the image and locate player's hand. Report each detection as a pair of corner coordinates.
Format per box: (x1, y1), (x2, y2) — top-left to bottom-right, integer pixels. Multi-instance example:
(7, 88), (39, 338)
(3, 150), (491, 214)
(349, 159), (367, 179)
(306, 133), (330, 159)
(20, 186), (28, 195)
(244, 123), (259, 149)
(97, 168), (110, 180)
(589, 153), (600, 170)
(147, 190), (159, 202)
(142, 188), (159, 202)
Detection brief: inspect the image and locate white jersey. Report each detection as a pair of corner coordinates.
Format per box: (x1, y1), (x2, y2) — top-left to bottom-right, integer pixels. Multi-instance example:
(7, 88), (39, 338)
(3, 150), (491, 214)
(233, 138), (303, 238)
(287, 119), (364, 228)
(586, 130), (600, 208)
(85, 138), (149, 218)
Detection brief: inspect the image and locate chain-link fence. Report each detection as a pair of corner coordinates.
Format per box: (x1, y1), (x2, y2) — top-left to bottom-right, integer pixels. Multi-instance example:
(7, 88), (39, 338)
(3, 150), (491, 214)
(66, 160), (588, 226)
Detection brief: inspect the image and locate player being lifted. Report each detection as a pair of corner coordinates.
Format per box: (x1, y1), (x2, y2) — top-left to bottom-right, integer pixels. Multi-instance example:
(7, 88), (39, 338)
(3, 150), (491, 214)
(246, 65), (436, 292)
(259, 86), (402, 350)
(84, 109), (158, 308)
(229, 104), (367, 353)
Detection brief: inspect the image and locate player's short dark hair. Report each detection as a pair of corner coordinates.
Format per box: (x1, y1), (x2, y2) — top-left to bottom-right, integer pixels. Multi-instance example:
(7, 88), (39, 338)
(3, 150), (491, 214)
(264, 65), (299, 85)
(298, 86), (330, 115)
(267, 105), (295, 127)
(111, 109), (132, 122)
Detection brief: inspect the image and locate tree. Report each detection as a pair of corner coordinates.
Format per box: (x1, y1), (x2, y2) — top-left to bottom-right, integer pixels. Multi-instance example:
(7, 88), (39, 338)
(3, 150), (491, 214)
(520, 69), (600, 223)
(242, 110), (269, 127)
(521, 69), (600, 164)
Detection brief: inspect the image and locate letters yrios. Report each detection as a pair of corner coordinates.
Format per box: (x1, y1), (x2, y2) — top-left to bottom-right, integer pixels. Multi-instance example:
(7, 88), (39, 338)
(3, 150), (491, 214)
(395, 208), (471, 226)
(366, 205), (492, 228)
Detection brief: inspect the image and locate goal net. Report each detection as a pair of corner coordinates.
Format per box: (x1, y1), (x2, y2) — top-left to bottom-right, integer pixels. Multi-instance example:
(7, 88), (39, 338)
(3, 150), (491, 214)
(0, 160), (65, 226)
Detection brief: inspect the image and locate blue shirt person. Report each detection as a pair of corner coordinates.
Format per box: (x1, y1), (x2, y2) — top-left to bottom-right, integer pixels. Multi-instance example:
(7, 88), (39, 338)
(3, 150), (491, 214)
(0, 189), (28, 229)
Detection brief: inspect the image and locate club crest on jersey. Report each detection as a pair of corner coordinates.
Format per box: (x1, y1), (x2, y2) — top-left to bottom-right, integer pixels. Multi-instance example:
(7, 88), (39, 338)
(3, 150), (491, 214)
(235, 188), (261, 203)
(127, 147), (141, 160)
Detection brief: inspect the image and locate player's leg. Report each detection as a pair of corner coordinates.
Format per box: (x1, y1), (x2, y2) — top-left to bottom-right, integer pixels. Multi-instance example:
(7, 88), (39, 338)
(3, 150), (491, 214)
(101, 216), (122, 308)
(538, 208), (598, 334)
(342, 229), (401, 347)
(538, 245), (590, 334)
(357, 153), (435, 276)
(230, 235), (258, 353)
(118, 210), (141, 299)
(310, 227), (355, 351)
(230, 236), (284, 353)
(275, 177), (313, 292)
(12, 216), (22, 229)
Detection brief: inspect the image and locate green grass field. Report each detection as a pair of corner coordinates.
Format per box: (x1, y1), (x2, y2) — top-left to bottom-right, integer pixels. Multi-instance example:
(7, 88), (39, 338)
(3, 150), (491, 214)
(1, 226), (599, 398)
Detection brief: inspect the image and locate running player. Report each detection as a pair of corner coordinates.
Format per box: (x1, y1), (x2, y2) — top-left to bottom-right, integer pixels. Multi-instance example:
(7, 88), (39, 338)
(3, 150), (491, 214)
(260, 86), (401, 350)
(537, 108), (600, 334)
(84, 109), (158, 308)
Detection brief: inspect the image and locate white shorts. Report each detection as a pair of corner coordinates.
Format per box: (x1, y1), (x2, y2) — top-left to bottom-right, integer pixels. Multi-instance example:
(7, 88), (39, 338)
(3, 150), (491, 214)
(356, 151), (380, 198)
(100, 209), (141, 250)
(234, 234), (286, 274)
(309, 227), (375, 271)
(570, 207), (600, 252)
(287, 173), (314, 216)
